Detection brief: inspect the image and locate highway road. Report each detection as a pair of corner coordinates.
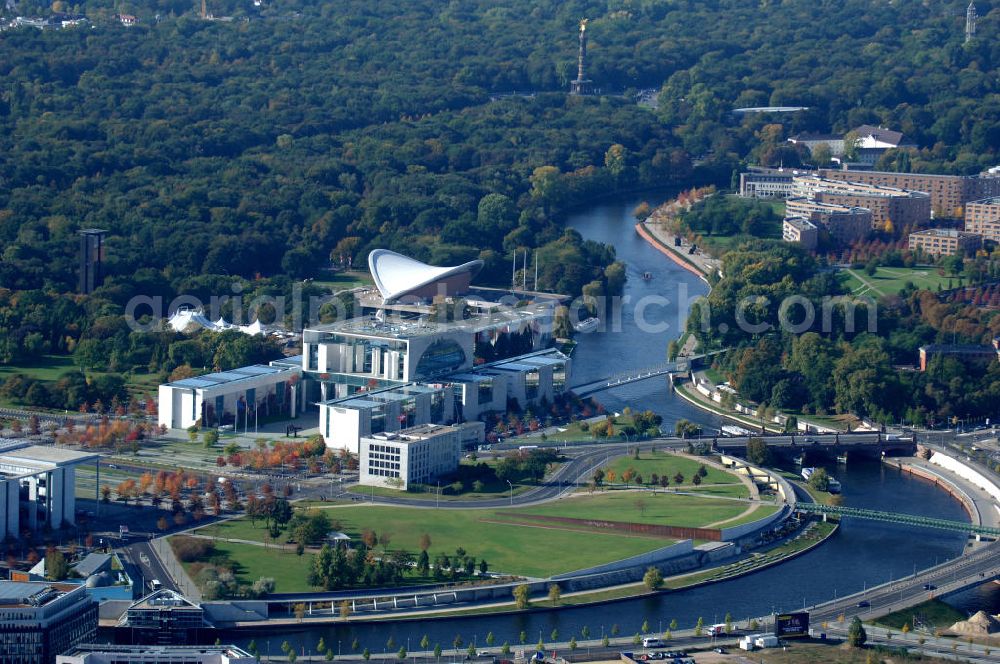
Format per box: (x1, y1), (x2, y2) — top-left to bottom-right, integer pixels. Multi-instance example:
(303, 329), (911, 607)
(809, 540), (1000, 625)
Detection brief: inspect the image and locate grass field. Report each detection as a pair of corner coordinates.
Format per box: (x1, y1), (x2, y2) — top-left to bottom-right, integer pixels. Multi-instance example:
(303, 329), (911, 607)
(314, 270), (373, 292)
(511, 492), (772, 529)
(875, 599), (966, 633)
(192, 491), (776, 578)
(603, 451), (738, 488)
(839, 266), (953, 298)
(186, 540), (318, 593)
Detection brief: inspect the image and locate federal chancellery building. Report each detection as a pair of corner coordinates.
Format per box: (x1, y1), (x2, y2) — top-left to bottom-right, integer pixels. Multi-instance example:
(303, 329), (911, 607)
(159, 250), (572, 453)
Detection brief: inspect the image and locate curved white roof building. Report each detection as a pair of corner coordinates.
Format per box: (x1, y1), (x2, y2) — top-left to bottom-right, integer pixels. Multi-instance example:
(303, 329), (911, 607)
(368, 249), (483, 304)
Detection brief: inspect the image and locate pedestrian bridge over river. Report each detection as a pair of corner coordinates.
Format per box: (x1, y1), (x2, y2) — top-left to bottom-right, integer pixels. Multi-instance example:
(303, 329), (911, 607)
(795, 502), (1000, 537)
(571, 350), (727, 396)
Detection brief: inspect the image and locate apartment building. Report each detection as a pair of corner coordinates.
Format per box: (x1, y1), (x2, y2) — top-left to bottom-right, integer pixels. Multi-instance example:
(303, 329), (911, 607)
(784, 198), (872, 246)
(792, 176), (930, 230)
(907, 228), (982, 257)
(781, 217), (818, 250)
(964, 197), (1000, 243)
(818, 169), (1000, 219)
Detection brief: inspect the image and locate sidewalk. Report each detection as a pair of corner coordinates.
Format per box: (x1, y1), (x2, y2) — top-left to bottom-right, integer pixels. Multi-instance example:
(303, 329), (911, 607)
(150, 536), (202, 602)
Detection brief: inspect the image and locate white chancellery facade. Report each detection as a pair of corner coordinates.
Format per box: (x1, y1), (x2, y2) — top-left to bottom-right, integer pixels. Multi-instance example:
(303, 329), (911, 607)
(159, 250), (572, 458)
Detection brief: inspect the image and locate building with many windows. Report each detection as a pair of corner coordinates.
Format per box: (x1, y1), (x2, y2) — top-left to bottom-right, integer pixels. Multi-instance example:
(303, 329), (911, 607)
(159, 250), (573, 452)
(359, 424), (462, 490)
(0, 581), (97, 664)
(118, 590), (206, 645)
(964, 197), (1000, 243)
(784, 198), (873, 246)
(781, 217), (818, 250)
(818, 169), (1000, 219)
(907, 228), (982, 257)
(738, 166), (816, 199)
(792, 176), (930, 230)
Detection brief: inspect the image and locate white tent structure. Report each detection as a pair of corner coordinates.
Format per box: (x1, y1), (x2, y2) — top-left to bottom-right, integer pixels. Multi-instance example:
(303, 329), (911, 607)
(167, 308), (269, 336)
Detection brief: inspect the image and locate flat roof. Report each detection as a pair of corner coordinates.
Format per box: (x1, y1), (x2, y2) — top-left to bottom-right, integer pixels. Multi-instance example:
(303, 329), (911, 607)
(307, 301), (552, 340)
(2, 445), (99, 466)
(0, 581), (78, 607)
(969, 197), (1000, 206)
(168, 365), (293, 390)
(910, 228), (979, 238)
(63, 645), (251, 657)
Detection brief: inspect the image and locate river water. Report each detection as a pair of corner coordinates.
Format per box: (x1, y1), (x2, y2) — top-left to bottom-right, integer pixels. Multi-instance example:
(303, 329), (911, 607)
(223, 196), (996, 654)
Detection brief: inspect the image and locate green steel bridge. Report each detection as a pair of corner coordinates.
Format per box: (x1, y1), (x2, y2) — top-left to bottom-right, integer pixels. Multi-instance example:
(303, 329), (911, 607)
(795, 502), (1000, 537)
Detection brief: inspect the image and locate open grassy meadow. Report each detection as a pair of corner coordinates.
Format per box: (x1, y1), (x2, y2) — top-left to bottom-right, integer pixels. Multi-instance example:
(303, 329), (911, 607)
(192, 490), (777, 579)
(839, 266), (953, 298)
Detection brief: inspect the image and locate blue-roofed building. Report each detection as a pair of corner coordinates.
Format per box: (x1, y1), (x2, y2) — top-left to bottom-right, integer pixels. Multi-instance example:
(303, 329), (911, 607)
(157, 364), (302, 430)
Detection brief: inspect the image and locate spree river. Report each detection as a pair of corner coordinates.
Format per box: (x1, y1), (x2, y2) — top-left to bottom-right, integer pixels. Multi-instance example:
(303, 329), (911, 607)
(225, 196), (991, 654)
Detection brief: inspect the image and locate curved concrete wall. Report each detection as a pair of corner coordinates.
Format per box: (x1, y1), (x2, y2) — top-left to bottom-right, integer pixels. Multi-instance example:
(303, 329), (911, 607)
(719, 505), (790, 541)
(930, 451), (1000, 503)
(551, 540), (694, 580)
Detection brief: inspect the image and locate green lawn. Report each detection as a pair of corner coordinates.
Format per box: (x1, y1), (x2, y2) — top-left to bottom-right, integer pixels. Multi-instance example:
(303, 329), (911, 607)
(839, 266), (954, 298)
(0, 353), (165, 405)
(603, 451), (737, 488)
(512, 491), (759, 529)
(193, 490), (775, 578)
(874, 599), (965, 632)
(0, 354), (78, 381)
(185, 540), (318, 593)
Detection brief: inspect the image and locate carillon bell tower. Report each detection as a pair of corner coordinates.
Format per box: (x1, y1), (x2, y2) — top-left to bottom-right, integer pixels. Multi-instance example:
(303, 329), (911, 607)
(569, 19), (593, 95)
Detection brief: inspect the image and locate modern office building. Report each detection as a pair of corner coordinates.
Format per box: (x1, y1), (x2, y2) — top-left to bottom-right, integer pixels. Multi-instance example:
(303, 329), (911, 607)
(0, 441), (98, 537)
(159, 250), (573, 452)
(157, 364), (303, 430)
(818, 169), (1000, 219)
(908, 228), (982, 257)
(964, 197), (1000, 243)
(784, 198), (873, 246)
(318, 348), (570, 452)
(119, 590), (206, 645)
(792, 176), (930, 230)
(0, 581), (98, 664)
(738, 166), (815, 198)
(58, 645), (256, 664)
(359, 424), (462, 490)
(781, 217), (818, 250)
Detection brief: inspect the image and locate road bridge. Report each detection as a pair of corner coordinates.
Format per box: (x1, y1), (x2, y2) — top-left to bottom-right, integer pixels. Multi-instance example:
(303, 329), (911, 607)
(713, 432), (916, 458)
(795, 502), (1000, 537)
(807, 541), (1000, 625)
(571, 350), (727, 397)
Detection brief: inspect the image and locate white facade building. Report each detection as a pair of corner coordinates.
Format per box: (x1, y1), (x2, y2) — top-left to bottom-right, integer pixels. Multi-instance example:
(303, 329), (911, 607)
(0, 442), (98, 537)
(359, 424), (462, 490)
(158, 364), (302, 430)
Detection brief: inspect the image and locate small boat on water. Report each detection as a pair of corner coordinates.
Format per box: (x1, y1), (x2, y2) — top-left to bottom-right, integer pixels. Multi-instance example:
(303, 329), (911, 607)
(642, 271), (652, 280)
(574, 317), (600, 333)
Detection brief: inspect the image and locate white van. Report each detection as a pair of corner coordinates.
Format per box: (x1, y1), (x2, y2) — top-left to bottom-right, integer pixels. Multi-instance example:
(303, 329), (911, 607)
(641, 638), (664, 648)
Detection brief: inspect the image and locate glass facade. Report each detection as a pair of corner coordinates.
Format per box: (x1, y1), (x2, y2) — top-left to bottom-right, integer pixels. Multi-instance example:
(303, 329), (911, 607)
(414, 339), (466, 377)
(525, 368), (540, 400)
